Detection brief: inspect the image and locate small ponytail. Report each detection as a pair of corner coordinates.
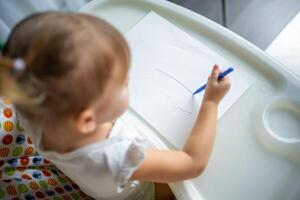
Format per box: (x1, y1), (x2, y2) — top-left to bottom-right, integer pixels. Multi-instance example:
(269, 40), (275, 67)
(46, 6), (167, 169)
(0, 57), (44, 112)
(0, 57), (27, 103)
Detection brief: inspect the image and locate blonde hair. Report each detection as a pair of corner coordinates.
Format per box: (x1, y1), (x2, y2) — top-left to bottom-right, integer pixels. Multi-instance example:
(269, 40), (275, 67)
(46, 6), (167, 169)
(0, 12), (130, 124)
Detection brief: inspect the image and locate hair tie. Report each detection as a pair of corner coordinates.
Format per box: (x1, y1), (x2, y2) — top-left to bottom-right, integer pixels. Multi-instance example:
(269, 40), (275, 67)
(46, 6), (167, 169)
(13, 58), (26, 73)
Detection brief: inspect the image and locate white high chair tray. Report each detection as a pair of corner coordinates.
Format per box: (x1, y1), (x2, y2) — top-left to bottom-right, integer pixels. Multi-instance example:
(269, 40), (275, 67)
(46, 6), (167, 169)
(81, 1), (300, 199)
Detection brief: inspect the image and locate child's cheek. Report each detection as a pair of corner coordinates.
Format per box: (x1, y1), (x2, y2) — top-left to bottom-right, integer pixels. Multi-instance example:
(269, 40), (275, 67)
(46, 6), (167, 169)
(111, 87), (129, 119)
(120, 86), (129, 112)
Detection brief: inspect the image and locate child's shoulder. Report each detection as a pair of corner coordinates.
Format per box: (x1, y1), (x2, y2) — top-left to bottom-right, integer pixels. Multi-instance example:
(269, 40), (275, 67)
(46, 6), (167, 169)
(43, 116), (147, 166)
(41, 124), (147, 198)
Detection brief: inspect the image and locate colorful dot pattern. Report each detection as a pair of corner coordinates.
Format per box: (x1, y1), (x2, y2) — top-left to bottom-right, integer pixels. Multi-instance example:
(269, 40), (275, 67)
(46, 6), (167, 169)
(0, 98), (94, 199)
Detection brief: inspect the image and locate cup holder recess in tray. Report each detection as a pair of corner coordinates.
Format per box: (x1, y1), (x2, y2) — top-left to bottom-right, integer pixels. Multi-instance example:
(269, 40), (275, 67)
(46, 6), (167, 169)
(254, 97), (300, 164)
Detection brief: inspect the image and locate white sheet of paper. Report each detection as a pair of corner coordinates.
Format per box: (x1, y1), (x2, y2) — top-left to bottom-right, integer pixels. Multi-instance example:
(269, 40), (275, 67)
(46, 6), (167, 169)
(126, 11), (250, 148)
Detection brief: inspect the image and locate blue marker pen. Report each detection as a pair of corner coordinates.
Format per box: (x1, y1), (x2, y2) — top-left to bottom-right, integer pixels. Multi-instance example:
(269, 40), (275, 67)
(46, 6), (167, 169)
(193, 67), (234, 95)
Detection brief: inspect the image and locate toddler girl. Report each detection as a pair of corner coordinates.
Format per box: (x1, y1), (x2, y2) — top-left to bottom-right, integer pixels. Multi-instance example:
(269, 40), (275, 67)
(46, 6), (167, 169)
(0, 12), (230, 199)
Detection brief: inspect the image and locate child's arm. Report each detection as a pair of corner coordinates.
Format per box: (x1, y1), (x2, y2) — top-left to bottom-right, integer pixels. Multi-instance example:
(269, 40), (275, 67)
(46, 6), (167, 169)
(131, 65), (230, 182)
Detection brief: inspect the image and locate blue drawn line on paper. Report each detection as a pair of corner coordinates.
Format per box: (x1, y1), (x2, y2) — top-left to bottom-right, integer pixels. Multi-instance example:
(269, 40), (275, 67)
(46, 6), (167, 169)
(172, 106), (192, 115)
(155, 68), (193, 94)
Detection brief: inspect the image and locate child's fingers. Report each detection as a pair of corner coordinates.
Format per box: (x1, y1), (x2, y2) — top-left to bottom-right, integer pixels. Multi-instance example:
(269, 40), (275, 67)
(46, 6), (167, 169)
(218, 68), (229, 82)
(216, 68), (229, 82)
(210, 64), (219, 80)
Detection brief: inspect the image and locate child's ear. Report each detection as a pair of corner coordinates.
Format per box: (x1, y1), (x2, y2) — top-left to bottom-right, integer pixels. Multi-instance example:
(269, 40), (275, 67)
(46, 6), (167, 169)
(74, 108), (97, 134)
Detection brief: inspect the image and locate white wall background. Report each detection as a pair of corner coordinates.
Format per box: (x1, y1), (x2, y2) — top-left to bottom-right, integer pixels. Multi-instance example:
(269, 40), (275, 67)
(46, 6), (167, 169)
(0, 0), (91, 44)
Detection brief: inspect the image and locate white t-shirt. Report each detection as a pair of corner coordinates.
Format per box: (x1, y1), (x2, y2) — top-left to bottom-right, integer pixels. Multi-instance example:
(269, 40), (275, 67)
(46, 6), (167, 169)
(18, 113), (153, 200)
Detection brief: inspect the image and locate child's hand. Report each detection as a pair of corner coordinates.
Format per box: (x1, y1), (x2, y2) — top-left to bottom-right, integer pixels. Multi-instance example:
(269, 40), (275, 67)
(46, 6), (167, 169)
(203, 64), (231, 105)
